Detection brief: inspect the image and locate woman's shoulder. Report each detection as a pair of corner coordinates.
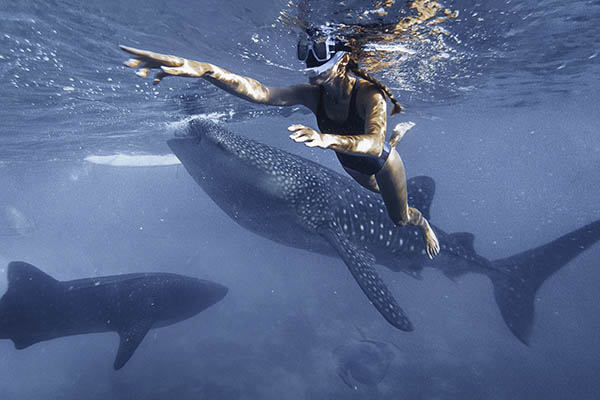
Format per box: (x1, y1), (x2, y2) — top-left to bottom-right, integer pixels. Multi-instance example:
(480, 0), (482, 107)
(356, 79), (385, 97)
(289, 83), (321, 112)
(355, 79), (387, 113)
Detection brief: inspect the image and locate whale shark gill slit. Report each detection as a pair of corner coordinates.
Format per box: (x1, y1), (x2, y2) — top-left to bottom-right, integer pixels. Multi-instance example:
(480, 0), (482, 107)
(320, 224), (414, 331)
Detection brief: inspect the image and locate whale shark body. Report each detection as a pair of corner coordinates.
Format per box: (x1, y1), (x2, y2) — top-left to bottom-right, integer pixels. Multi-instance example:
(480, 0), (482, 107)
(168, 120), (600, 343)
(0, 261), (227, 369)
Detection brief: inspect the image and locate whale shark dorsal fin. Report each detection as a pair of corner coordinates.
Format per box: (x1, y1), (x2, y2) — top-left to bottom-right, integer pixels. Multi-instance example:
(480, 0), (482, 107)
(406, 176), (435, 220)
(7, 261), (58, 292)
(114, 318), (153, 370)
(450, 232), (476, 253)
(319, 224), (414, 332)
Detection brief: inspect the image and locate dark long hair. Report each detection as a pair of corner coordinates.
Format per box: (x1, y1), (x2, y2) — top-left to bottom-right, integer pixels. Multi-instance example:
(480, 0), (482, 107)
(346, 57), (403, 115)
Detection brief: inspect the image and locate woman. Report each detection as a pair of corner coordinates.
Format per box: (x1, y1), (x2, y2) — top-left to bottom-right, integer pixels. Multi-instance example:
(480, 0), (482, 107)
(120, 32), (440, 258)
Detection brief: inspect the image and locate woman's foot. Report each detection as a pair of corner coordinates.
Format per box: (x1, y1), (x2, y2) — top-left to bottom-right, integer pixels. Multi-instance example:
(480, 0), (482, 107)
(389, 121), (415, 148)
(420, 218), (440, 259)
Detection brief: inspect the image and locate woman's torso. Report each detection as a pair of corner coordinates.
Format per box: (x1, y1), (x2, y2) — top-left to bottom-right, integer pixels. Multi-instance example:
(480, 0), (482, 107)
(315, 79), (387, 176)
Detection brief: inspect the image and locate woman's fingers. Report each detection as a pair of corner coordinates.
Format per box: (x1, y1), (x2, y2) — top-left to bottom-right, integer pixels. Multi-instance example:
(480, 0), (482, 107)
(290, 132), (311, 142)
(288, 125), (327, 148)
(152, 70), (169, 85)
(160, 66), (188, 76)
(135, 68), (150, 78)
(120, 45), (152, 57)
(124, 58), (143, 68)
(289, 125), (309, 141)
(120, 45), (185, 67)
(287, 124), (306, 132)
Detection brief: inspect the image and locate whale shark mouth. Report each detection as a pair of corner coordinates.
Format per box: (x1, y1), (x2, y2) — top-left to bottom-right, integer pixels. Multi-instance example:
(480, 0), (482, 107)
(167, 138), (199, 168)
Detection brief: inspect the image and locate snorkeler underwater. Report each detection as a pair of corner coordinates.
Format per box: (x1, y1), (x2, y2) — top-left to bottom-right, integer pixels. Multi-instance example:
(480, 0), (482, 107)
(1, 0), (600, 399)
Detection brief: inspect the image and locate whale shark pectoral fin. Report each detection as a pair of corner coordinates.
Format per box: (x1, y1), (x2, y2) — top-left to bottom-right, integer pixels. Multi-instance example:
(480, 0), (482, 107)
(114, 318), (153, 370)
(320, 225), (414, 332)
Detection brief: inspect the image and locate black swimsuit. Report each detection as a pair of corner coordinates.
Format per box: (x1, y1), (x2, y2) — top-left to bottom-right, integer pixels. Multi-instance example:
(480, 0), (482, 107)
(315, 79), (391, 176)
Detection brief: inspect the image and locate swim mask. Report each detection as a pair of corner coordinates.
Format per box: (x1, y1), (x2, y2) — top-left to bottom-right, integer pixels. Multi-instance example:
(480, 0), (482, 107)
(297, 35), (351, 68)
(304, 51), (347, 77)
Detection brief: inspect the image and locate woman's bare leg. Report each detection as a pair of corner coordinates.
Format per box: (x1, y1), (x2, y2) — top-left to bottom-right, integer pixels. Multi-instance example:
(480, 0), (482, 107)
(343, 166), (380, 193)
(374, 149), (440, 259)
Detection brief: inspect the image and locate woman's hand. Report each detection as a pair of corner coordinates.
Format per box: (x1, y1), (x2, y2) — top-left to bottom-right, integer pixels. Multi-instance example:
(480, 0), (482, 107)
(288, 124), (332, 149)
(120, 45), (211, 84)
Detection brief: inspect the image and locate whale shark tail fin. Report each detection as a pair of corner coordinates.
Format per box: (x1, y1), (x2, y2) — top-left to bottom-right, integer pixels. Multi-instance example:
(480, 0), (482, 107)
(489, 219), (600, 344)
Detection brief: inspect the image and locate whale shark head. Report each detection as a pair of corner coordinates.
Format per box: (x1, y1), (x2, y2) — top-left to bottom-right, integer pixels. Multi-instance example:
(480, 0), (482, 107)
(160, 275), (228, 320)
(167, 119), (280, 186)
(167, 119), (336, 231)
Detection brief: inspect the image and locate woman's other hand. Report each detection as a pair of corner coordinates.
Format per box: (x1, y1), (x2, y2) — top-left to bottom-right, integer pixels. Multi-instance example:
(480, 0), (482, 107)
(288, 124), (332, 149)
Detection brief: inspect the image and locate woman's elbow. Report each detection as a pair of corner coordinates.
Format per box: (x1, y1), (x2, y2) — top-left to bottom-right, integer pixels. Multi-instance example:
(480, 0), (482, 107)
(368, 136), (385, 157)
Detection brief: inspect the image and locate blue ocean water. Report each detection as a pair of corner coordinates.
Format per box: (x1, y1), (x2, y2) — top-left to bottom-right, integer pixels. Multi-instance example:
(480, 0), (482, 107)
(1, 0), (599, 399)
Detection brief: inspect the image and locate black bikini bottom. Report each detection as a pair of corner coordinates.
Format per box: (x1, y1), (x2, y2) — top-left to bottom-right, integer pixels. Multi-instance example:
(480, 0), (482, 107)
(335, 142), (391, 175)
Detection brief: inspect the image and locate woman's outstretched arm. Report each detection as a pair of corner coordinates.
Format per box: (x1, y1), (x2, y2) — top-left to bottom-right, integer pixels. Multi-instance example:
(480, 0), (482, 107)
(120, 45), (317, 109)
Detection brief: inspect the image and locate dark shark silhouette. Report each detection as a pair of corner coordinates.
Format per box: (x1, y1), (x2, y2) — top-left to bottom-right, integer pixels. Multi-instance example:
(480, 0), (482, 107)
(167, 119), (600, 343)
(0, 261), (227, 369)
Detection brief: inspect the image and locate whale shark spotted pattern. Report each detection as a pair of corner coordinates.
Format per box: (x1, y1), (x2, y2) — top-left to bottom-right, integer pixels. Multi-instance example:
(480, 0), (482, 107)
(168, 119), (600, 342)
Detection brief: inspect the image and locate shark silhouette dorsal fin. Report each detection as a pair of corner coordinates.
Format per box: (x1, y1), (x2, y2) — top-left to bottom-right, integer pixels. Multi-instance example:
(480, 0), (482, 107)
(406, 176), (435, 220)
(12, 335), (42, 350)
(7, 261), (58, 292)
(114, 318), (153, 370)
(320, 224), (414, 332)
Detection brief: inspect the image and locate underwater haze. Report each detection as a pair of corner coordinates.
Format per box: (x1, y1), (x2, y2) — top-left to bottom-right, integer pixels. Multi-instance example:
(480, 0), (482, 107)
(1, 0), (600, 399)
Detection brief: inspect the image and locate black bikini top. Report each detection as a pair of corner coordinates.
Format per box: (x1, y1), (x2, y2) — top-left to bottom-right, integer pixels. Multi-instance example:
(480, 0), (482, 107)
(315, 79), (364, 135)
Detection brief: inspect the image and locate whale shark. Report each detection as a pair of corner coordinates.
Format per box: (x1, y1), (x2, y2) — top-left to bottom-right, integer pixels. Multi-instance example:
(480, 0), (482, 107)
(167, 119), (600, 343)
(0, 261), (228, 369)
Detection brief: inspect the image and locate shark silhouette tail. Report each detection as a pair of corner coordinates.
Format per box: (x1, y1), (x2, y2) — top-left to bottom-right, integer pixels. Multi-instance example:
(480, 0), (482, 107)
(488, 219), (600, 344)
